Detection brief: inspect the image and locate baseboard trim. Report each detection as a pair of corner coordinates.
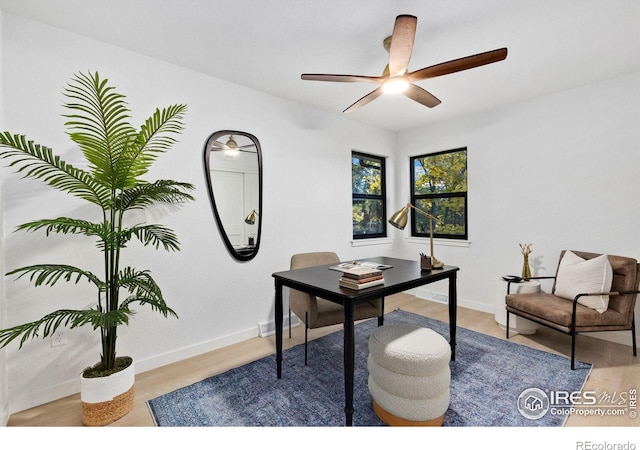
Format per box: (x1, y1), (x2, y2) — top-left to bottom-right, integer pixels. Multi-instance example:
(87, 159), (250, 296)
(414, 287), (494, 314)
(258, 314), (300, 337)
(9, 325), (260, 414)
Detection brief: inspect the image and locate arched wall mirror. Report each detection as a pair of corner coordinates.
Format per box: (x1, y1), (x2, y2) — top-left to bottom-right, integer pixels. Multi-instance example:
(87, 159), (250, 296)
(203, 130), (262, 261)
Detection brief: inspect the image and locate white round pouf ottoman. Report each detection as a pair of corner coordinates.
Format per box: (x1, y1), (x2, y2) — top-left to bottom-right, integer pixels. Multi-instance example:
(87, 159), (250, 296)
(368, 323), (451, 426)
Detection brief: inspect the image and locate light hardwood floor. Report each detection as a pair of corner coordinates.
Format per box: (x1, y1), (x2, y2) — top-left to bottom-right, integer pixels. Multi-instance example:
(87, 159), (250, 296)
(7, 293), (639, 427)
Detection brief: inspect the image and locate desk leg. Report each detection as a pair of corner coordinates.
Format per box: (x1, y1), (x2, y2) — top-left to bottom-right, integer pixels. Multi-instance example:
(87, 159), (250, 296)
(275, 279), (283, 379)
(343, 301), (355, 426)
(448, 271), (457, 360)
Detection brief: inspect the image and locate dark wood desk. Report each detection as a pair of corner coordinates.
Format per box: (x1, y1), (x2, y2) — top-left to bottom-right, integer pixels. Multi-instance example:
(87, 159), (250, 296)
(272, 256), (459, 426)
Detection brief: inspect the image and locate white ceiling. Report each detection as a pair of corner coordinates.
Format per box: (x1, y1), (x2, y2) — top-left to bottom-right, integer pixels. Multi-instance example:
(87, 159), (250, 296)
(1, 0), (639, 132)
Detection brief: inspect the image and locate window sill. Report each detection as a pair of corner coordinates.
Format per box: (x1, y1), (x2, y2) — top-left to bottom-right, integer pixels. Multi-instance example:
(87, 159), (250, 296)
(351, 237), (393, 247)
(406, 237), (471, 248)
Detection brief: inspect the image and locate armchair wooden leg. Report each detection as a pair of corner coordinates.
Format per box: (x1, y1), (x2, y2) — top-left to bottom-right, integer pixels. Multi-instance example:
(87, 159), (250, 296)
(288, 308), (292, 339)
(505, 311), (510, 339)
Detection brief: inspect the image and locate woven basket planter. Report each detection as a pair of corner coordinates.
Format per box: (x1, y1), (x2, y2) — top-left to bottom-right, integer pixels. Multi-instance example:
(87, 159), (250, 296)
(81, 357), (135, 426)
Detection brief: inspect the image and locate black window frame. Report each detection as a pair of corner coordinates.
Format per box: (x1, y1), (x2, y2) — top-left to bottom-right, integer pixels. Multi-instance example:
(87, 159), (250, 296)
(410, 147), (468, 240)
(352, 151), (387, 240)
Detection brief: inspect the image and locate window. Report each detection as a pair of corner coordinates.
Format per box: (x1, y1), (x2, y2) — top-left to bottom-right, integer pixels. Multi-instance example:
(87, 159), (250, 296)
(411, 148), (467, 240)
(352, 152), (386, 239)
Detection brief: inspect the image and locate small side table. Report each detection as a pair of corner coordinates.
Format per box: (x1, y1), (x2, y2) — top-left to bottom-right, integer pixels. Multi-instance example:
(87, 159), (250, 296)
(495, 278), (540, 334)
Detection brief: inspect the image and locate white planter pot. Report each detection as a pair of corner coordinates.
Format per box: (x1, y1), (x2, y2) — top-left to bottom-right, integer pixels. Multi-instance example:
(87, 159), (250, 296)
(81, 357), (135, 426)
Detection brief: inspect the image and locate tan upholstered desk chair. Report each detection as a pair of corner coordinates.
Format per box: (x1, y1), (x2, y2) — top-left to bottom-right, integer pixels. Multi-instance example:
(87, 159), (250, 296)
(289, 252), (384, 365)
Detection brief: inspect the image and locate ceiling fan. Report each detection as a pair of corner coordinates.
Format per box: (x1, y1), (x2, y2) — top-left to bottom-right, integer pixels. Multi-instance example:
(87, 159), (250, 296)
(210, 135), (256, 153)
(301, 14), (507, 113)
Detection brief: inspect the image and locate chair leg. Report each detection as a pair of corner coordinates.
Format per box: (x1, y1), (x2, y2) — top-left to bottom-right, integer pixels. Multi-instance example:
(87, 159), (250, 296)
(505, 311), (510, 339)
(632, 314), (637, 357)
(377, 297), (385, 327)
(304, 312), (308, 366)
(288, 308), (292, 339)
(571, 332), (576, 370)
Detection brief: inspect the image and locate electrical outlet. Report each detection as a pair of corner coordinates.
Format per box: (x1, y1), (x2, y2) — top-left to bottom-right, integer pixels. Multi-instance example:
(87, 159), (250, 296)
(51, 329), (67, 347)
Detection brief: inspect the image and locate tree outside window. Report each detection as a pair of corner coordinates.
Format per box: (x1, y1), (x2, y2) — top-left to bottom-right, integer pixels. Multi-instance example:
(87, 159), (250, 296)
(411, 148), (467, 239)
(352, 152), (386, 239)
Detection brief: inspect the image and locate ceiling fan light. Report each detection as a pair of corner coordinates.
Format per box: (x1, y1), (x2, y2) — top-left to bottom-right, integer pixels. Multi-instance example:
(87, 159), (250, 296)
(225, 135), (239, 149)
(223, 135), (240, 157)
(382, 76), (409, 94)
(223, 149), (240, 158)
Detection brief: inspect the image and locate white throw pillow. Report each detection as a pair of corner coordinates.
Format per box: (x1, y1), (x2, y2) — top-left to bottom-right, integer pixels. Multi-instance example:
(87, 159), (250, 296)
(554, 251), (613, 313)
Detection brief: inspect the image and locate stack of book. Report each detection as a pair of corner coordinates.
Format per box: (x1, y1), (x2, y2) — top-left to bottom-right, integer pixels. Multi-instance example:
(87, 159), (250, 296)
(338, 266), (384, 290)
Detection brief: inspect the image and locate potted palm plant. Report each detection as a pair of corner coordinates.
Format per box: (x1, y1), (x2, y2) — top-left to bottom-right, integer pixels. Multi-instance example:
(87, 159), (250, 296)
(0, 71), (194, 425)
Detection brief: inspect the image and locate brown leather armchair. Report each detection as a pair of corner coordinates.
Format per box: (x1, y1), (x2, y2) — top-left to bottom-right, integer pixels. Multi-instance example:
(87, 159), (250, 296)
(505, 250), (639, 369)
(289, 252), (384, 365)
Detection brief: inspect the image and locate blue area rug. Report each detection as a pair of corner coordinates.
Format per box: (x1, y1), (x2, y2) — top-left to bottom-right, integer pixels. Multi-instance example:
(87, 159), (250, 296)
(147, 309), (591, 426)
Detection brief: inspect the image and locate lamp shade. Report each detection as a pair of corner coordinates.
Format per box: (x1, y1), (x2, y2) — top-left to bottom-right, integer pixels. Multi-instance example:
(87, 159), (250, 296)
(387, 202), (444, 269)
(244, 209), (258, 225)
(388, 205), (410, 230)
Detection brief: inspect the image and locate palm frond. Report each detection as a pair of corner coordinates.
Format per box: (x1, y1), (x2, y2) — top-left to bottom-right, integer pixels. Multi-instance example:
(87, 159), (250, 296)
(121, 296), (178, 319)
(16, 217), (108, 241)
(119, 222), (182, 251)
(119, 268), (159, 299)
(6, 264), (104, 289)
(116, 268), (160, 295)
(117, 268), (178, 318)
(118, 179), (195, 211)
(73, 307), (133, 330)
(63, 71), (137, 188)
(114, 104), (188, 182)
(0, 132), (111, 207)
(15, 218), (123, 252)
(0, 308), (130, 349)
(138, 104), (188, 154)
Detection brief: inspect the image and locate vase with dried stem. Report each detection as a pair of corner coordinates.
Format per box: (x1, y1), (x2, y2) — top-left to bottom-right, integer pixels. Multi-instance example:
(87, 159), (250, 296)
(519, 243), (532, 278)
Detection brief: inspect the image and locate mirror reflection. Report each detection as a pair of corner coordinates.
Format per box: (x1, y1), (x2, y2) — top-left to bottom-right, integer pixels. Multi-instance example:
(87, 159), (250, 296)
(203, 130), (262, 261)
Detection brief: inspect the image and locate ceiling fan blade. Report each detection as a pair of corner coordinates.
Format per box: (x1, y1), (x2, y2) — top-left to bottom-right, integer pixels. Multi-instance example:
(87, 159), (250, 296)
(388, 14), (417, 77)
(211, 139), (254, 151)
(301, 74), (382, 84)
(408, 47), (508, 81)
(343, 87), (384, 113)
(403, 83), (441, 108)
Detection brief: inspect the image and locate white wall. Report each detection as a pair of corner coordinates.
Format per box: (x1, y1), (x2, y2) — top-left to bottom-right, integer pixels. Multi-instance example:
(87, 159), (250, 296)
(396, 71), (640, 341)
(0, 15), (396, 413)
(0, 8), (8, 427)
